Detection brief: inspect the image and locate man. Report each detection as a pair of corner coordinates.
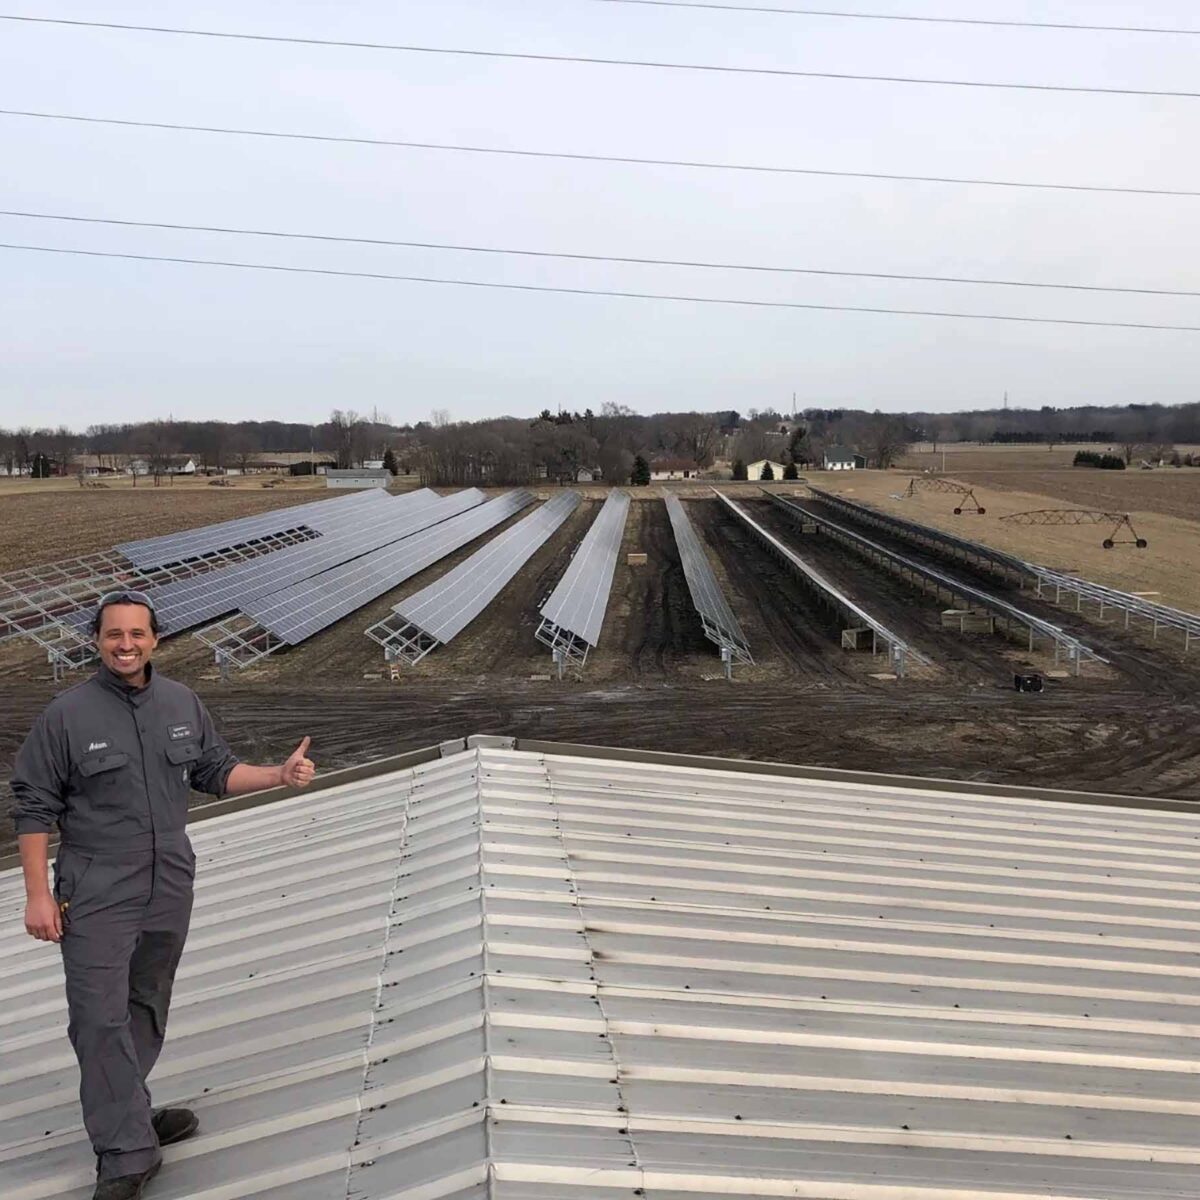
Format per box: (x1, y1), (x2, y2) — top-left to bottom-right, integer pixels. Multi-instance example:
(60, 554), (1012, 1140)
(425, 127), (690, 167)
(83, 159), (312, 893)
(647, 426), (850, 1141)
(12, 590), (316, 1200)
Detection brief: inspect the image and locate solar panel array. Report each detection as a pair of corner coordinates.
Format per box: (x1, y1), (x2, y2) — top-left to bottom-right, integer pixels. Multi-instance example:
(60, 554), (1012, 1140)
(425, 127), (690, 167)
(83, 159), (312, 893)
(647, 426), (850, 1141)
(61, 489), (456, 637)
(242, 489), (537, 646)
(664, 494), (753, 665)
(143, 489), (468, 634)
(116, 487), (386, 568)
(535, 490), (629, 659)
(384, 491), (581, 658)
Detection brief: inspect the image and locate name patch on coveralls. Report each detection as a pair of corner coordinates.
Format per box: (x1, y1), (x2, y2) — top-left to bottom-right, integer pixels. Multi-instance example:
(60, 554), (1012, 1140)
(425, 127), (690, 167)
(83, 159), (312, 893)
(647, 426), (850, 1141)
(168, 724), (195, 741)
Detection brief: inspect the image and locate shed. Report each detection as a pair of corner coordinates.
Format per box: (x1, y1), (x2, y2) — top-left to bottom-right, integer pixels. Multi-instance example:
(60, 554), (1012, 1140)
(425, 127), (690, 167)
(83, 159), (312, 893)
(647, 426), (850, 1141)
(3, 736), (1196, 1198)
(324, 468), (392, 489)
(746, 458), (787, 481)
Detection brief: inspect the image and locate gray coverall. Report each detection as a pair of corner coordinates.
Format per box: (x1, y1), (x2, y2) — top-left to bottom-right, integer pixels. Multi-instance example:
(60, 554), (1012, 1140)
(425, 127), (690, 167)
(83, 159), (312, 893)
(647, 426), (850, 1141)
(11, 663), (238, 1181)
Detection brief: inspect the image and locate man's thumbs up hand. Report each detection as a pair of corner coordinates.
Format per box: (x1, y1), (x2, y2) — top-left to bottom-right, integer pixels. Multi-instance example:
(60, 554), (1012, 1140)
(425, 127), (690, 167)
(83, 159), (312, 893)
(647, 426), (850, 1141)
(281, 736), (316, 788)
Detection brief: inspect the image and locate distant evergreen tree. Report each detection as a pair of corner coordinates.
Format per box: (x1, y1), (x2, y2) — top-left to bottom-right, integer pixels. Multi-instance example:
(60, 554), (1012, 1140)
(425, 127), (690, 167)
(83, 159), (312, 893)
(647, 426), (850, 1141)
(631, 454), (651, 486)
(759, 462), (775, 481)
(732, 459), (748, 480)
(382, 447), (398, 476)
(31, 453), (52, 479)
(783, 461), (799, 480)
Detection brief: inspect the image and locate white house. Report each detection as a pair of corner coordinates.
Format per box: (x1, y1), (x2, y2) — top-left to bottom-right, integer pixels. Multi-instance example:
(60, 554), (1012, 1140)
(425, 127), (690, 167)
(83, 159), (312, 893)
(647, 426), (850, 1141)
(746, 459), (787, 482)
(823, 446), (863, 471)
(650, 457), (701, 481)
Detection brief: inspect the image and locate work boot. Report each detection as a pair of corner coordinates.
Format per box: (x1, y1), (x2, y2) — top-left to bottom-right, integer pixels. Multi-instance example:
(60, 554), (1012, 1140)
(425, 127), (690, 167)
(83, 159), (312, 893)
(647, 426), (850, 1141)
(92, 1161), (160, 1199)
(152, 1108), (199, 1145)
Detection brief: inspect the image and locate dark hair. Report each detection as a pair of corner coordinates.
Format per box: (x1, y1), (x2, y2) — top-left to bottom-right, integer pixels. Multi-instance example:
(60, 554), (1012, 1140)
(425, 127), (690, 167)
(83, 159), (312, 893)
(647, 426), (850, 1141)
(92, 590), (160, 636)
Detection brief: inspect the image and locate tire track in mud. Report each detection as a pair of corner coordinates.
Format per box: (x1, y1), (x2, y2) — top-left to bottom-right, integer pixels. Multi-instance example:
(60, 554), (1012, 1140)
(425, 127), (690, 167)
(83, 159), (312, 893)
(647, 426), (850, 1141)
(3, 680), (1196, 859)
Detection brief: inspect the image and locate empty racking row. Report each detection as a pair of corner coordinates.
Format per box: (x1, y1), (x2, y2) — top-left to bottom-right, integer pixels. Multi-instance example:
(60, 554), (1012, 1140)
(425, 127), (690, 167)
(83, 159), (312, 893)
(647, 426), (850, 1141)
(771, 495), (1101, 674)
(715, 492), (926, 678)
(807, 487), (1200, 656)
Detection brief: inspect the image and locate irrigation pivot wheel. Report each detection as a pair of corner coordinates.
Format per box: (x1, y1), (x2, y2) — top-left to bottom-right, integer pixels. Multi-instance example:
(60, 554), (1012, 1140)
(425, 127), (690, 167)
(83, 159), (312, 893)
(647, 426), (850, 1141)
(1002, 509), (1148, 549)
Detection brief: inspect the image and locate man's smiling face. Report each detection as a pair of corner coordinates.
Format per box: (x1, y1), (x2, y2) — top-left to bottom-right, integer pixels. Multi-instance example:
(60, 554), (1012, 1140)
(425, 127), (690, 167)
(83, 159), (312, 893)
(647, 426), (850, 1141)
(96, 603), (159, 686)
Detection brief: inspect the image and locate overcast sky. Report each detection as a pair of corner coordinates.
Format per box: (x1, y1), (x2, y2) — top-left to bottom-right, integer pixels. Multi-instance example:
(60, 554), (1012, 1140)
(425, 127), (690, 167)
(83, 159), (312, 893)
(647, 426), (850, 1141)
(1, 1), (1197, 428)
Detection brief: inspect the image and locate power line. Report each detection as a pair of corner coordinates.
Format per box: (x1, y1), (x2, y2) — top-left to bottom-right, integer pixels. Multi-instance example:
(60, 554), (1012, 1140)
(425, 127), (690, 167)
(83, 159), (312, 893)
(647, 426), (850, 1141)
(3, 241), (1198, 333)
(3, 109), (1196, 200)
(591, 1), (1200, 37)
(4, 208), (1195, 299)
(0, 14), (1195, 98)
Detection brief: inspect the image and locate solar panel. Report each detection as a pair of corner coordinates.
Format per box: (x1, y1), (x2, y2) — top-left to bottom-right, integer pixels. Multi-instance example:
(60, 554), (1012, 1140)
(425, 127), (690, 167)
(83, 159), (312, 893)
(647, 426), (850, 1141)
(373, 491), (581, 662)
(534, 489), (629, 666)
(242, 489), (536, 646)
(61, 489), (458, 638)
(148, 489), (463, 634)
(116, 487), (386, 568)
(665, 494), (753, 666)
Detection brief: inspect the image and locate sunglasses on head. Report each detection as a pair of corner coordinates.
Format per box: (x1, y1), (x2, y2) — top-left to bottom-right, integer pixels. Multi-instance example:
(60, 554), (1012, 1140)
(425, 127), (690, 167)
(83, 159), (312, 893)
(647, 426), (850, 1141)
(96, 590), (157, 614)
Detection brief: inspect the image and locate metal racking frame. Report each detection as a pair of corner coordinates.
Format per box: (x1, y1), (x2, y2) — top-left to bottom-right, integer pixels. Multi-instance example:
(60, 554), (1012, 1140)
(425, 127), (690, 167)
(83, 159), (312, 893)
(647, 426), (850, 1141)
(664, 494), (752, 671)
(810, 487), (1198, 654)
(716, 491), (927, 678)
(808, 487), (1033, 585)
(773, 495), (1102, 674)
(1029, 566), (1200, 651)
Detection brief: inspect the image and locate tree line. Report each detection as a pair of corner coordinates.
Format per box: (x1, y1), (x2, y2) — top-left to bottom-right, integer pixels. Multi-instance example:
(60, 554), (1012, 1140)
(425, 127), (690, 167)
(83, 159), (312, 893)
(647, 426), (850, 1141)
(2, 400), (1197, 483)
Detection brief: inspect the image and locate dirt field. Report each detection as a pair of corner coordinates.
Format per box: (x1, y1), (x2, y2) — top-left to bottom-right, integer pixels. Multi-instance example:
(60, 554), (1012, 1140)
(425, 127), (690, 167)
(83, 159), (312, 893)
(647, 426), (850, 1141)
(0, 477), (347, 569)
(944, 469), (1200, 524)
(3, 478), (1200, 858)
(898, 443), (1200, 522)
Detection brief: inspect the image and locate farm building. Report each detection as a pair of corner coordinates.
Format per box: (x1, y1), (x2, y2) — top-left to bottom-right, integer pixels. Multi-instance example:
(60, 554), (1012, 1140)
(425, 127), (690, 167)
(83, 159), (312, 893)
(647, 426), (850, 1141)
(746, 458), (787, 481)
(823, 445), (865, 470)
(2, 736), (1195, 1198)
(649, 457), (701, 480)
(325, 468), (393, 489)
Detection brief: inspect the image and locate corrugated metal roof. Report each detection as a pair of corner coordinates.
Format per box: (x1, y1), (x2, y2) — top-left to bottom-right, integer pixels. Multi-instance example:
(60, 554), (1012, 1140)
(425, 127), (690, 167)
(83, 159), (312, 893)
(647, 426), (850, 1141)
(2, 744), (1199, 1198)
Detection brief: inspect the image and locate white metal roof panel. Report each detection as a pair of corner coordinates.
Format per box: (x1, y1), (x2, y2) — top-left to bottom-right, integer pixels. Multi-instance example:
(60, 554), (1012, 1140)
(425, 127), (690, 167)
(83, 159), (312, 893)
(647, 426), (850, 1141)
(1, 746), (1198, 1198)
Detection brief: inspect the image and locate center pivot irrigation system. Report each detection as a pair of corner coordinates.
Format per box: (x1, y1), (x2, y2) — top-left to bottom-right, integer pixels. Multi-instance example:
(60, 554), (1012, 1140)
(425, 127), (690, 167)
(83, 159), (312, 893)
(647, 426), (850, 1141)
(901, 476), (986, 514)
(1001, 509), (1149, 549)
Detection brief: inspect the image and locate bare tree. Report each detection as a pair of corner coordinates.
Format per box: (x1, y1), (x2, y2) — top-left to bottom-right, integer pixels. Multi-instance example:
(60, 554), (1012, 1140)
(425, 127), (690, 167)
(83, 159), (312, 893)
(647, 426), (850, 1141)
(863, 414), (909, 469)
(330, 409), (370, 468)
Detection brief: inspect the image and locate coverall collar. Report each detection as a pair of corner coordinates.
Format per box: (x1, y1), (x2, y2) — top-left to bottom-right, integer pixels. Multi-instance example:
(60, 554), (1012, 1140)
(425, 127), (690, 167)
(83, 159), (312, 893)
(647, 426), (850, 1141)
(96, 660), (157, 705)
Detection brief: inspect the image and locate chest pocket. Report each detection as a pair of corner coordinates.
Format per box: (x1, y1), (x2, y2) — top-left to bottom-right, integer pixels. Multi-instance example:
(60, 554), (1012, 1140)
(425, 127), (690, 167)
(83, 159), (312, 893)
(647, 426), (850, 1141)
(166, 741), (201, 787)
(77, 751), (130, 804)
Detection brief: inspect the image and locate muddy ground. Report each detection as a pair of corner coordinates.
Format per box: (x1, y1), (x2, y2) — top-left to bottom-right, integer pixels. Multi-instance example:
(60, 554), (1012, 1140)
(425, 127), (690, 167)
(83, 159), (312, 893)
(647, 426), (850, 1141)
(2, 490), (1199, 858)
